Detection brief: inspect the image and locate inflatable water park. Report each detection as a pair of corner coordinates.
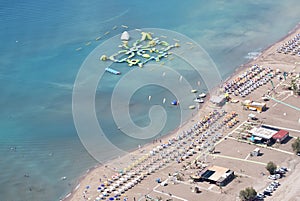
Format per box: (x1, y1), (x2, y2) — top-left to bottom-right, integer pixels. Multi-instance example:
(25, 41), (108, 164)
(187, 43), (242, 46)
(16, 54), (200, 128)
(100, 30), (180, 72)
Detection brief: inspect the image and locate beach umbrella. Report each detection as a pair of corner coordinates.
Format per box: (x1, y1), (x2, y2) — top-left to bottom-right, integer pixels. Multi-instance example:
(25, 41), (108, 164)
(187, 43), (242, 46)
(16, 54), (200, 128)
(109, 197), (115, 200)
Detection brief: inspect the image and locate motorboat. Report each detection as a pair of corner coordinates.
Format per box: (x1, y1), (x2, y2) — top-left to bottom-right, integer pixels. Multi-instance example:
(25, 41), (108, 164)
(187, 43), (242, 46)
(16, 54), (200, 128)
(194, 98), (204, 103)
(198, 93), (206, 98)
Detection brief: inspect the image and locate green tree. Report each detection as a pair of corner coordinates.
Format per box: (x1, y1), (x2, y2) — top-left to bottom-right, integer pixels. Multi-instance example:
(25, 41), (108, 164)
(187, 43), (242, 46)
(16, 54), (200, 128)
(239, 187), (257, 201)
(266, 161), (277, 175)
(290, 77), (300, 95)
(292, 137), (300, 154)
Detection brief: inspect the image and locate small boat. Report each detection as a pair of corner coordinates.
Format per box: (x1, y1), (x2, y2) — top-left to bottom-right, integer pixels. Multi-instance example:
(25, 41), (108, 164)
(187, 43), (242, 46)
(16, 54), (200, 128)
(194, 98), (204, 103)
(105, 67), (121, 75)
(104, 31), (110, 35)
(121, 25), (128, 28)
(231, 99), (239, 103)
(191, 89), (198, 93)
(112, 25), (118, 30)
(95, 36), (102, 41)
(85, 41), (91, 46)
(189, 105), (196, 109)
(199, 93), (206, 98)
(171, 100), (179, 105)
(75, 47), (82, 51)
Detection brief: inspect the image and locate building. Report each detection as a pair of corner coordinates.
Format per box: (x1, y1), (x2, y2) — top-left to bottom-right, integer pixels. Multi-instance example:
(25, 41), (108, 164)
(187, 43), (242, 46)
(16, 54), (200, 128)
(249, 125), (289, 144)
(243, 100), (267, 113)
(249, 126), (278, 141)
(210, 95), (227, 107)
(200, 165), (234, 186)
(272, 130), (289, 143)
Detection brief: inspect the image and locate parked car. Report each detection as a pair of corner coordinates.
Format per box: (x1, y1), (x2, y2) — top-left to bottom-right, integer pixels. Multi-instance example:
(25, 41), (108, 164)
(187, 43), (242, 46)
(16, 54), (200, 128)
(268, 175), (276, 180)
(263, 190), (272, 196)
(257, 193), (265, 198)
(255, 195), (264, 200)
(265, 187), (274, 192)
(280, 167), (288, 172)
(275, 169), (285, 174)
(267, 185), (275, 191)
(269, 183), (277, 189)
(270, 181), (279, 187)
(275, 174), (281, 179)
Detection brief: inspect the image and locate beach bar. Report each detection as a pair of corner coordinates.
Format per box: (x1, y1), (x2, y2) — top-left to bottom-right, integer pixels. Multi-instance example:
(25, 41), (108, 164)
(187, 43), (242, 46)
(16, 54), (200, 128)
(200, 165), (234, 186)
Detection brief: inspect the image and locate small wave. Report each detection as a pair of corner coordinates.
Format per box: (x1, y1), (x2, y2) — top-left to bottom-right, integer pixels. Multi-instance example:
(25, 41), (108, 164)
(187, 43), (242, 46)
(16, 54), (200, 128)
(46, 82), (74, 90)
(98, 9), (129, 24)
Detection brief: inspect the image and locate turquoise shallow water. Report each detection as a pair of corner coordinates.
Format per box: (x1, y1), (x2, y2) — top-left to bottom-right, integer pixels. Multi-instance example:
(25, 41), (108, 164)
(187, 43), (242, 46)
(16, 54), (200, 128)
(0, 0), (300, 200)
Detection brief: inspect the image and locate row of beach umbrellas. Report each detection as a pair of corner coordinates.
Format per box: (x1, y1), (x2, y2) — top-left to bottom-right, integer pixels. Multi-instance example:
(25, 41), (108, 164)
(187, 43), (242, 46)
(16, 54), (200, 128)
(91, 109), (238, 201)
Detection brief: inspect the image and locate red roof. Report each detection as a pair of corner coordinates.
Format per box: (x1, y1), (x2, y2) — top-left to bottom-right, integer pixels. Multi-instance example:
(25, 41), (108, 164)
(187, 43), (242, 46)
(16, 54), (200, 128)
(272, 130), (289, 139)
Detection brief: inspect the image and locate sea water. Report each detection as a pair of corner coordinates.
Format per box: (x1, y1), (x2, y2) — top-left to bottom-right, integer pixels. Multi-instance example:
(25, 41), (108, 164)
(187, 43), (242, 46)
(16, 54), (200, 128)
(0, 0), (300, 200)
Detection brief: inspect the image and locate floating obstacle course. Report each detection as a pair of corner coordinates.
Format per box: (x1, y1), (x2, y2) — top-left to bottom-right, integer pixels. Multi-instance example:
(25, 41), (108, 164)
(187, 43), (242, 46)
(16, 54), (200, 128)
(100, 30), (180, 68)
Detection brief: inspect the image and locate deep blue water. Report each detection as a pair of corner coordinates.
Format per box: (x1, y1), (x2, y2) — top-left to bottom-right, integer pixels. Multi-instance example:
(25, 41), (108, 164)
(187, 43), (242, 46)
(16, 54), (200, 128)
(0, 0), (300, 200)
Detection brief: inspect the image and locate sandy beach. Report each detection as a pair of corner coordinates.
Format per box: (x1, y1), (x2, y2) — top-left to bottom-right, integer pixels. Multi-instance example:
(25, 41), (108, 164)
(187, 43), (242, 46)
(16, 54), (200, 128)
(64, 23), (300, 201)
